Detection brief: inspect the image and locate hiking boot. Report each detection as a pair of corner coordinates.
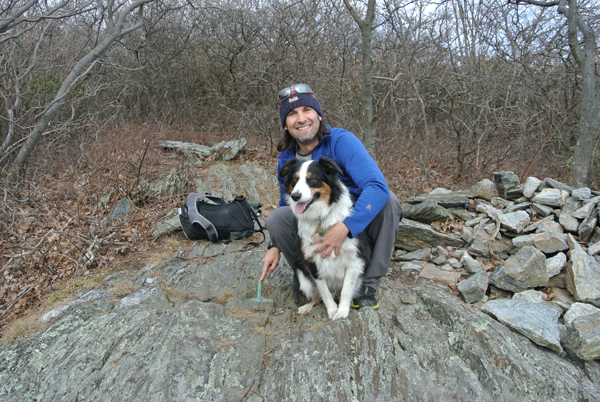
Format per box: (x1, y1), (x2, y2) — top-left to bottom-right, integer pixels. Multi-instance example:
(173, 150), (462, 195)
(351, 285), (379, 309)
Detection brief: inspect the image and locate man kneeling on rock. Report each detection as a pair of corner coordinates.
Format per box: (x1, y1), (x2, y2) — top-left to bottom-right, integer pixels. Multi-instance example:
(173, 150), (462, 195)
(260, 83), (404, 309)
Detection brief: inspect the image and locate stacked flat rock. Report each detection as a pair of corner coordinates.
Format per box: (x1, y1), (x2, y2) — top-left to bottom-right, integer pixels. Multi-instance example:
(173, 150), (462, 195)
(397, 172), (600, 360)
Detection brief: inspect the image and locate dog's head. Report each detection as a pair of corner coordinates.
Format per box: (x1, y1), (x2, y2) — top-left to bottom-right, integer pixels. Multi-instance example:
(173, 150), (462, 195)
(280, 157), (343, 215)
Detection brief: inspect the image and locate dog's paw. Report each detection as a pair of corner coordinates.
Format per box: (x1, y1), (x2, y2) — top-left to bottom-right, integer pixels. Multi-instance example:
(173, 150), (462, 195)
(298, 303), (314, 315)
(332, 307), (350, 320)
(327, 307), (339, 319)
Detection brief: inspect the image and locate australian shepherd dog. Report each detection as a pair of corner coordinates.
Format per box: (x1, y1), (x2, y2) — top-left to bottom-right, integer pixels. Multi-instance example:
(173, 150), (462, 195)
(280, 157), (369, 320)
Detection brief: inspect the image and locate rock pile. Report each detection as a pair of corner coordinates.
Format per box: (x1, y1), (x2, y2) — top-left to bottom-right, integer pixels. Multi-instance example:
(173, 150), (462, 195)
(395, 171), (600, 361)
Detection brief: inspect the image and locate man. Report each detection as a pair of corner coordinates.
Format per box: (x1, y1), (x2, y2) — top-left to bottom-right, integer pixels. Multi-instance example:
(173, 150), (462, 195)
(260, 84), (403, 308)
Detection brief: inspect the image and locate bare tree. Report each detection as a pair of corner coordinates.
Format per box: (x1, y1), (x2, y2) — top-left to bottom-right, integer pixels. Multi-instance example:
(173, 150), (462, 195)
(513, 0), (600, 187)
(1, 0), (155, 183)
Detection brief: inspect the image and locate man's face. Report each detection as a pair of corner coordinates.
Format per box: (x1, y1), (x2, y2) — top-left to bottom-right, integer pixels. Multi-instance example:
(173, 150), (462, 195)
(284, 106), (322, 146)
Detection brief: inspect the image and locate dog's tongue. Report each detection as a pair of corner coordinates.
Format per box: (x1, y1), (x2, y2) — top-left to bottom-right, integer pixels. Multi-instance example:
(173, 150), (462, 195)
(295, 201), (309, 214)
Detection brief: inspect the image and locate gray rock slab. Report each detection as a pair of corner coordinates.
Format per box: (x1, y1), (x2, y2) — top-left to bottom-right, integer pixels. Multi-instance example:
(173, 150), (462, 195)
(396, 247), (431, 261)
(430, 187), (452, 194)
(567, 312), (600, 361)
(2, 239), (600, 401)
(448, 257), (462, 269)
(513, 289), (546, 303)
(512, 232), (568, 255)
(404, 193), (470, 209)
(559, 197), (582, 233)
(462, 251), (483, 274)
(505, 202), (532, 213)
(491, 197), (509, 209)
(564, 302), (600, 327)
(211, 138), (247, 161)
(448, 207), (477, 222)
(543, 178), (574, 194)
(532, 203), (554, 217)
(481, 299), (563, 353)
(566, 234), (600, 302)
(467, 179), (496, 201)
(153, 215), (181, 237)
(109, 197), (135, 221)
(546, 252), (567, 278)
(535, 220), (564, 234)
(493, 171), (522, 200)
(523, 177), (542, 198)
(401, 262), (423, 271)
(588, 241), (600, 256)
(468, 225), (514, 259)
(404, 200), (454, 224)
(578, 215), (598, 242)
(499, 210), (531, 233)
(532, 189), (569, 208)
(522, 215), (555, 233)
(574, 202), (597, 219)
(458, 271), (489, 303)
(461, 225), (474, 243)
(158, 140), (213, 156)
(419, 262), (461, 284)
(572, 187), (592, 201)
(465, 216), (485, 227)
(395, 218), (465, 252)
(489, 246), (549, 292)
(193, 163), (279, 208)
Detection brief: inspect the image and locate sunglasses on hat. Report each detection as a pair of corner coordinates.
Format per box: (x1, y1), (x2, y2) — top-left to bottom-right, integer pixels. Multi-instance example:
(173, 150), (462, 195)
(278, 84), (314, 101)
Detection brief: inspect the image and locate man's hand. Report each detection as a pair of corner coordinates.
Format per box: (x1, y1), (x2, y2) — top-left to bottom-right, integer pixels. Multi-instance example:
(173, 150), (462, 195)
(261, 247), (280, 281)
(312, 222), (350, 258)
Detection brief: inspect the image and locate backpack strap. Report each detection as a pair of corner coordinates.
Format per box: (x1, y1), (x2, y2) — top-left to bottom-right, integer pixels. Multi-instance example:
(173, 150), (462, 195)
(237, 197), (266, 247)
(185, 193), (219, 242)
(202, 194), (227, 205)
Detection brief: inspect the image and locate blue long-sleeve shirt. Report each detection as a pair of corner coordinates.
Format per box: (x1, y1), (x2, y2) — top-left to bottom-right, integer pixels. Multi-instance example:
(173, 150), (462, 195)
(277, 126), (390, 238)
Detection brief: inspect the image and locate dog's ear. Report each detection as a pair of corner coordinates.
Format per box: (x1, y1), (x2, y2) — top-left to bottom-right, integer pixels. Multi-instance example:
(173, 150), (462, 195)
(280, 159), (299, 178)
(318, 157), (342, 176)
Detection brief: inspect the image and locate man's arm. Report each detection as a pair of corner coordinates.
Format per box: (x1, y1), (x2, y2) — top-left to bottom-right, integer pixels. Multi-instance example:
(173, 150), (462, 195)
(333, 130), (389, 237)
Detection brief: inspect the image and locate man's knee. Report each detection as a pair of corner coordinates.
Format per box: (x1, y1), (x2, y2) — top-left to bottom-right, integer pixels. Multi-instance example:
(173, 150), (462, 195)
(369, 193), (403, 234)
(266, 206), (297, 242)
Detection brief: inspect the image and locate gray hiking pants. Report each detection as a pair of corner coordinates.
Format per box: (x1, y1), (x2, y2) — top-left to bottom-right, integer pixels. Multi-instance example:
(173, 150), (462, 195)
(266, 192), (403, 290)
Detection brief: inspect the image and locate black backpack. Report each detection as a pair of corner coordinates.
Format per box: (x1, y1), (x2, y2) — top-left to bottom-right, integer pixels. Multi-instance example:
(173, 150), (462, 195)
(179, 193), (265, 244)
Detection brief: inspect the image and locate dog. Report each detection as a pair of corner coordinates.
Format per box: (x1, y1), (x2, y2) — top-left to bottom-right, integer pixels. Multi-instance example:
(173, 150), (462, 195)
(279, 157), (369, 320)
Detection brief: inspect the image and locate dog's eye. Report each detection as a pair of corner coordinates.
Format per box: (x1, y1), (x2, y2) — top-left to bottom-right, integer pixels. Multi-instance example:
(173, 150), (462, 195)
(308, 178), (316, 182)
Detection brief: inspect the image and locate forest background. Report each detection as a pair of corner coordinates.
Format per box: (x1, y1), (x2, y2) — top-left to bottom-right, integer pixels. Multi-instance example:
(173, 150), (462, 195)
(1, 0), (599, 341)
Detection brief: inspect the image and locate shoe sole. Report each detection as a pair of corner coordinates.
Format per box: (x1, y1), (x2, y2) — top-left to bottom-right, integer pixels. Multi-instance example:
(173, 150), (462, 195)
(351, 301), (379, 309)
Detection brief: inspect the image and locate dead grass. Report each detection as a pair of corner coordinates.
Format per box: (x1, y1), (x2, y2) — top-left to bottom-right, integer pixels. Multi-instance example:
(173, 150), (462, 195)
(251, 325), (273, 336)
(109, 281), (137, 298)
(215, 337), (235, 351)
(161, 286), (201, 301)
(1, 309), (50, 348)
(213, 292), (233, 305)
(307, 321), (328, 331)
(226, 310), (260, 320)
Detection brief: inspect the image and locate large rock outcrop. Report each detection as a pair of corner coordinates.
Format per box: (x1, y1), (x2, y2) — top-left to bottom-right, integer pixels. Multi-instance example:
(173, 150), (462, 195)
(1, 239), (599, 401)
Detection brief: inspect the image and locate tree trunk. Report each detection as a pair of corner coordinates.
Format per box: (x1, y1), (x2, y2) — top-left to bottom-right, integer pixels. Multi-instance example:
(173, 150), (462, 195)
(514, 0), (599, 187)
(344, 0), (377, 156)
(561, 0), (600, 187)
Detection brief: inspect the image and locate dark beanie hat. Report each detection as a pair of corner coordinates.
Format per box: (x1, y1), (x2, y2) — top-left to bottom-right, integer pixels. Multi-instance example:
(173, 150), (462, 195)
(279, 92), (323, 127)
